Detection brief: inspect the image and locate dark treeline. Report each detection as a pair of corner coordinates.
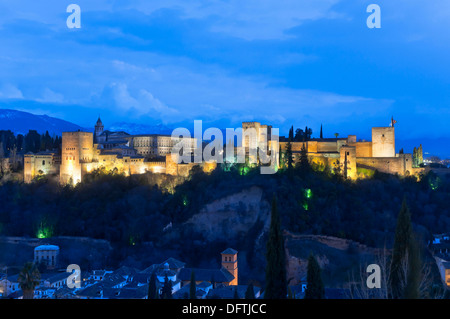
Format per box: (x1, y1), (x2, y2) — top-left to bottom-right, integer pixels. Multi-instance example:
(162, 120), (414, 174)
(0, 161), (449, 262)
(0, 130), (61, 157)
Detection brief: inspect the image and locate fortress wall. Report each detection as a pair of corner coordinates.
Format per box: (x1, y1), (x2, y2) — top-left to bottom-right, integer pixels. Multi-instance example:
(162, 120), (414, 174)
(309, 154), (339, 172)
(317, 141), (338, 153)
(33, 155), (57, 175)
(144, 161), (166, 174)
(23, 155), (35, 183)
(165, 154), (179, 176)
(356, 156), (407, 175)
(372, 127), (395, 157)
(340, 146), (357, 179)
(349, 141), (373, 158)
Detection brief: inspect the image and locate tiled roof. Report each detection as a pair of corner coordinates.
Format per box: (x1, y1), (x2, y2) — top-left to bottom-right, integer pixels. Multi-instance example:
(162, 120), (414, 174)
(178, 267), (234, 283)
(103, 284), (149, 299)
(35, 244), (59, 251)
(206, 285), (259, 299)
(221, 248), (238, 255)
(40, 272), (71, 283)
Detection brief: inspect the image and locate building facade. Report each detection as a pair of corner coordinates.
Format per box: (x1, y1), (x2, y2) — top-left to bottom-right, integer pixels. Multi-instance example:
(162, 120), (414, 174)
(243, 120), (422, 179)
(24, 118), (213, 184)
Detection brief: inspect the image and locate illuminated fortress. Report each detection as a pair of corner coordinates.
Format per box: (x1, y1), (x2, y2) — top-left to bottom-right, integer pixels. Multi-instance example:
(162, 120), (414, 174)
(24, 117), (214, 184)
(24, 117), (423, 184)
(241, 119), (423, 179)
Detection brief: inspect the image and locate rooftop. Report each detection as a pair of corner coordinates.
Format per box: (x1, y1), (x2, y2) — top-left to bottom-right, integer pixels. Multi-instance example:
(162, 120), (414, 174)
(35, 244), (59, 251)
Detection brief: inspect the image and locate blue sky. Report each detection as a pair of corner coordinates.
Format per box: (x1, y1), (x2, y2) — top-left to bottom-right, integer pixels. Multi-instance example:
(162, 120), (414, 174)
(0, 0), (449, 157)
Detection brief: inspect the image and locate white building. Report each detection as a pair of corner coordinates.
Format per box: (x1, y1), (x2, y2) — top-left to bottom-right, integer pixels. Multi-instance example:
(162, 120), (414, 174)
(34, 244), (60, 269)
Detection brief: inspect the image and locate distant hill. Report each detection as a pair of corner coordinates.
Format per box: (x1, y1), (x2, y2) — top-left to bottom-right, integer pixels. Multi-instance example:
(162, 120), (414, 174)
(0, 109), (86, 136)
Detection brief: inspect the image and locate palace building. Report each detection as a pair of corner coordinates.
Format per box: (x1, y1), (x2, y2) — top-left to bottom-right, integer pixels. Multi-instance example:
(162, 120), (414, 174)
(24, 117), (214, 184)
(23, 117), (423, 184)
(242, 119), (423, 179)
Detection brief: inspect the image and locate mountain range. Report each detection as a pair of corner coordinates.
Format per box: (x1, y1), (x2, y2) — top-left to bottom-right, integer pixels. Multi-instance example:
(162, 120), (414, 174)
(0, 108), (174, 137)
(0, 109), (85, 136)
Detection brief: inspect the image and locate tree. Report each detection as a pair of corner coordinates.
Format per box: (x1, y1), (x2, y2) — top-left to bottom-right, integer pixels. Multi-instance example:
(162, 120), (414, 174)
(264, 195), (287, 299)
(294, 128), (304, 142)
(304, 254), (325, 299)
(161, 274), (173, 299)
(286, 126), (294, 171)
(304, 126), (312, 141)
(403, 236), (421, 299)
(245, 283), (255, 299)
(297, 143), (310, 174)
(233, 286), (239, 299)
(148, 272), (158, 299)
(320, 124), (323, 139)
(389, 198), (417, 299)
(18, 262), (41, 299)
(189, 271), (196, 299)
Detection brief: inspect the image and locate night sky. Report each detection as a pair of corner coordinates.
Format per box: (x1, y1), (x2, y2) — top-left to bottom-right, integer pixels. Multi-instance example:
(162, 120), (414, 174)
(0, 1), (449, 157)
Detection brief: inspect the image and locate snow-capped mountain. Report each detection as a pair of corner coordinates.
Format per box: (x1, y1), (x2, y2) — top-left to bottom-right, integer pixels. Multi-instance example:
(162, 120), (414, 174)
(0, 109), (86, 136)
(108, 121), (174, 135)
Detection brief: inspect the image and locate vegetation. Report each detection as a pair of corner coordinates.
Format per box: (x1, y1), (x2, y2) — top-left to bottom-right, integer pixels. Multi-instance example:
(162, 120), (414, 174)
(147, 272), (158, 299)
(264, 195), (287, 299)
(189, 271), (196, 299)
(0, 148), (450, 294)
(18, 262), (41, 299)
(389, 198), (422, 299)
(304, 254), (325, 299)
(161, 274), (173, 299)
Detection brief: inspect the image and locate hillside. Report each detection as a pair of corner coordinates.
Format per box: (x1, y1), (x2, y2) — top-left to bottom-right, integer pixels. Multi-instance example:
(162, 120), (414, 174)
(0, 108), (85, 136)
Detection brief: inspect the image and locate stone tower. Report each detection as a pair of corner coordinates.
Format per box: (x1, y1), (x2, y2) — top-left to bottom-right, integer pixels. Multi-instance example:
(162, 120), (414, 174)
(94, 117), (104, 143)
(340, 145), (357, 179)
(372, 127), (395, 158)
(221, 248), (238, 286)
(60, 131), (94, 185)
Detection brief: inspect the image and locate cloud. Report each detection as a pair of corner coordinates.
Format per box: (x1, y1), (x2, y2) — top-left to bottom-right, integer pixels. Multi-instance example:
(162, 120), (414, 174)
(36, 88), (64, 103)
(0, 84), (24, 99)
(108, 82), (179, 120)
(112, 0), (343, 40)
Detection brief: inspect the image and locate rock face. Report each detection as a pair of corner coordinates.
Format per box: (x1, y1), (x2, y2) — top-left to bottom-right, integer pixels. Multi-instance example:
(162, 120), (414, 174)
(284, 231), (381, 287)
(184, 186), (271, 242)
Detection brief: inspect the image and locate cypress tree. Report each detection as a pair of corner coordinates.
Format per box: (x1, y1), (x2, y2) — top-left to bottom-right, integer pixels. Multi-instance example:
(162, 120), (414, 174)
(264, 195), (287, 299)
(233, 286), (239, 299)
(304, 254), (325, 299)
(189, 271), (196, 299)
(286, 126), (294, 171)
(148, 272), (157, 299)
(389, 198), (415, 299)
(298, 143), (310, 173)
(404, 236), (422, 299)
(320, 124), (323, 139)
(245, 283), (255, 299)
(161, 274), (173, 299)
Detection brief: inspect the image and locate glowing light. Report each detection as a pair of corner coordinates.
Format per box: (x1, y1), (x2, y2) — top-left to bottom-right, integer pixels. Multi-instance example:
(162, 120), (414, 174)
(182, 196), (189, 206)
(303, 202), (309, 211)
(36, 226), (52, 239)
(240, 166), (250, 176)
(305, 188), (312, 199)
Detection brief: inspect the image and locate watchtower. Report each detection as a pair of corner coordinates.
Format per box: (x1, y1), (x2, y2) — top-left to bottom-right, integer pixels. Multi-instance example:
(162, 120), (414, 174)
(221, 248), (238, 286)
